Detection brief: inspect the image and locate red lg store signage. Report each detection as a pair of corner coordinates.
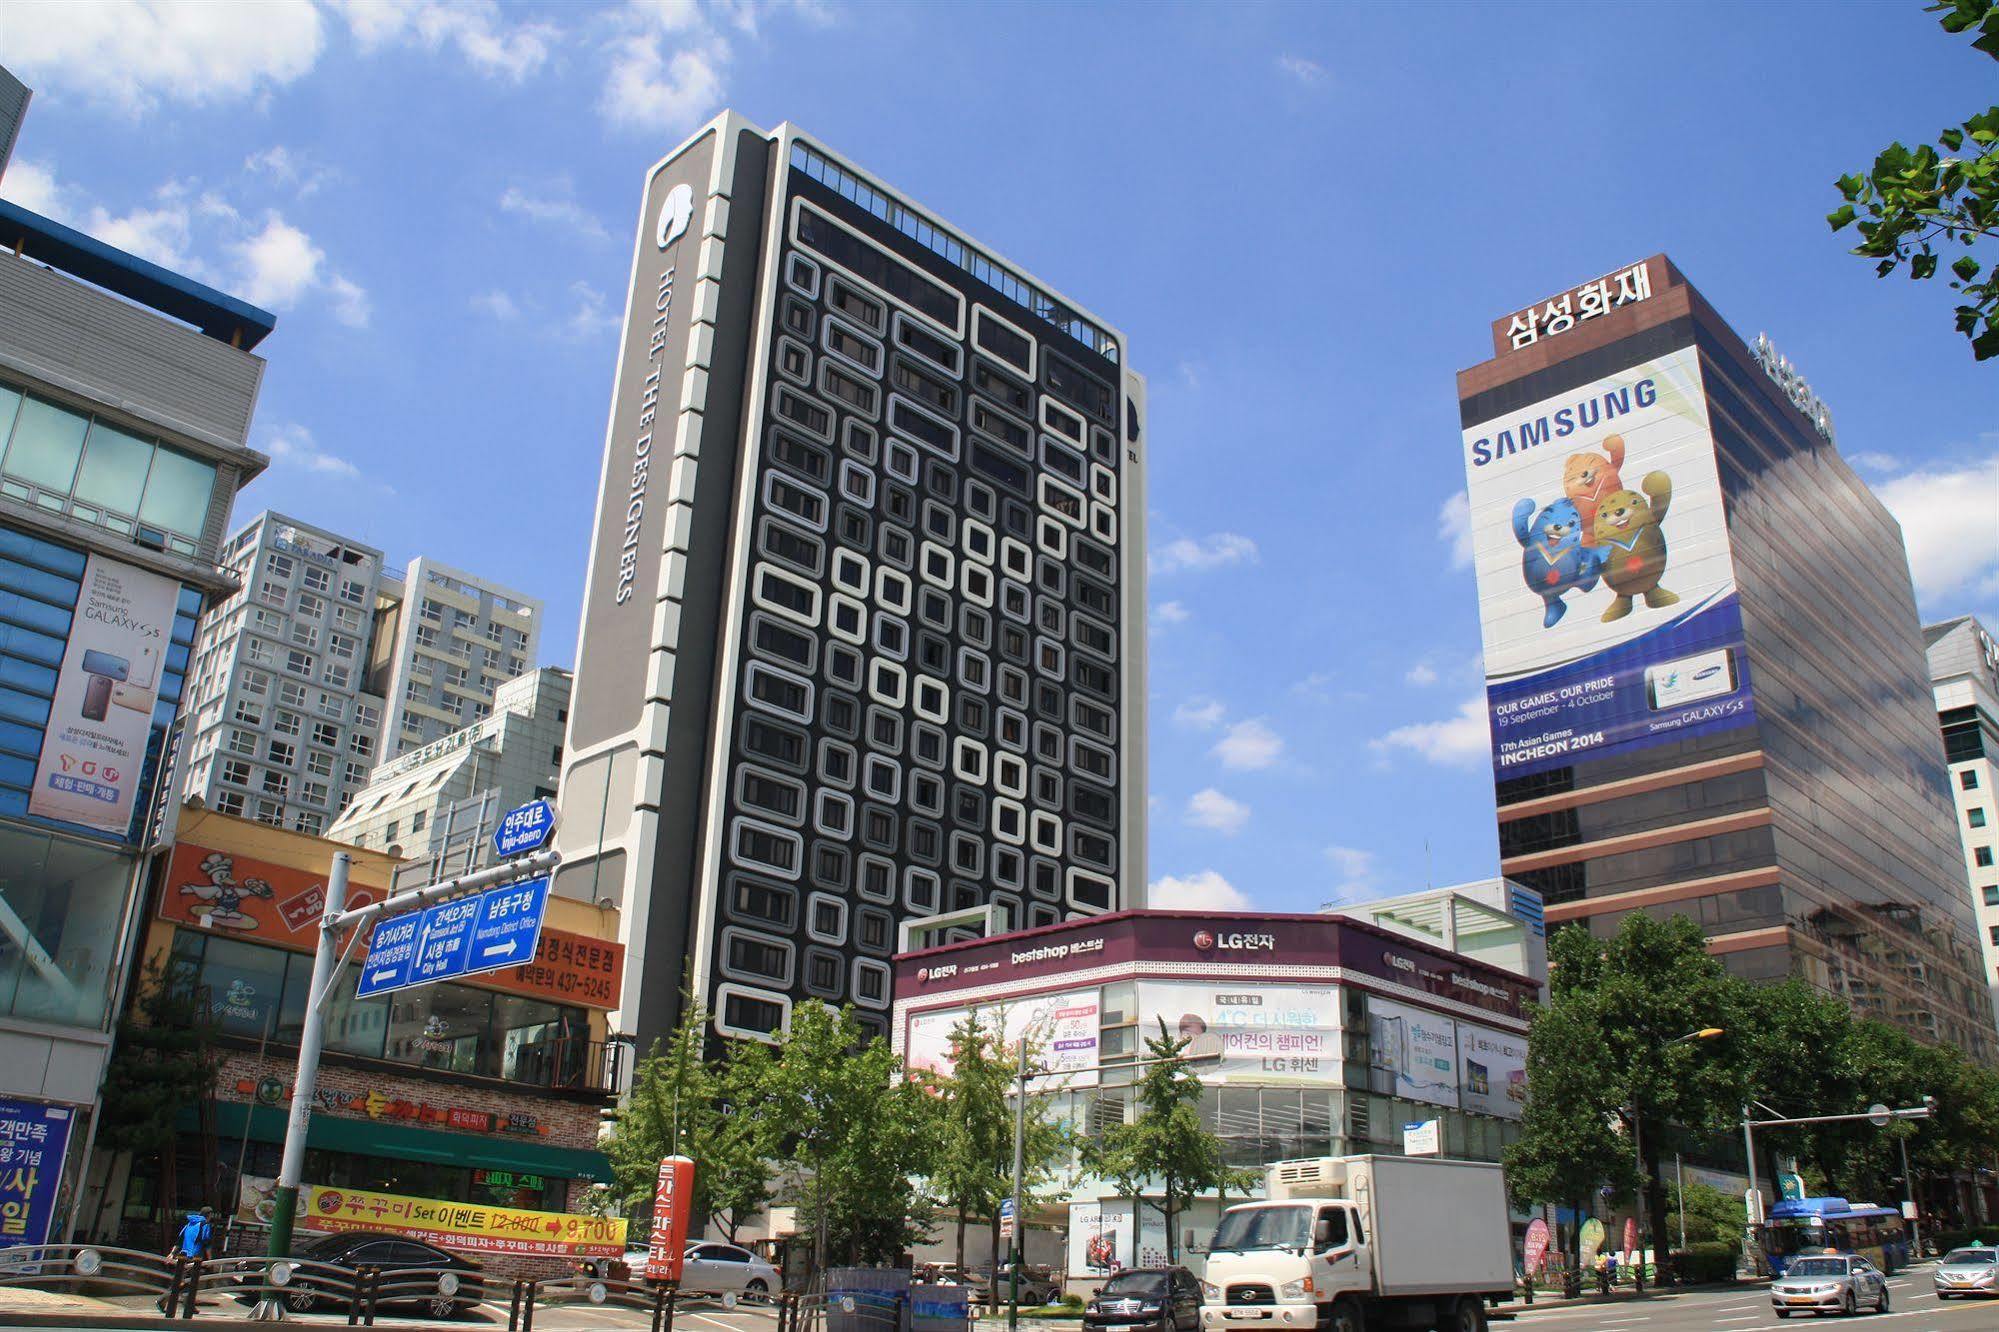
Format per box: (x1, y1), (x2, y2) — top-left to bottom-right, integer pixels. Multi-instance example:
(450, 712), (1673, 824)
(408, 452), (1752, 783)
(1193, 929), (1276, 952)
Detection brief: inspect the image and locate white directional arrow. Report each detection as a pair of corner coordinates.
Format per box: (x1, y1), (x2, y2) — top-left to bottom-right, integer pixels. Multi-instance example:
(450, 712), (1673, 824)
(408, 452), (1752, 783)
(369, 969), (396, 984)
(480, 939), (519, 959)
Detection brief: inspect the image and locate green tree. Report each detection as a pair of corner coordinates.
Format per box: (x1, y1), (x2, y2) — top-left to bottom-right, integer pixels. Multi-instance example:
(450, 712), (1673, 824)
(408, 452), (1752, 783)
(600, 999), (772, 1241)
(931, 1011), (1013, 1274)
(742, 1002), (941, 1268)
(930, 1009), (1069, 1293)
(1829, 0), (1999, 358)
(1091, 1022), (1233, 1264)
(98, 960), (223, 1244)
(1502, 991), (1636, 1275)
(1510, 919), (1742, 1275)
(1661, 1181), (1747, 1256)
(1737, 982), (1999, 1219)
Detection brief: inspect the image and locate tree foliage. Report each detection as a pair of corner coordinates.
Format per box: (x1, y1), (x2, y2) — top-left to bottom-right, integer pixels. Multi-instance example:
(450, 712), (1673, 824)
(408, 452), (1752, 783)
(600, 999), (770, 1241)
(739, 1002), (941, 1267)
(928, 1009), (1068, 1281)
(1829, 0), (1999, 358)
(1509, 915), (1999, 1249)
(99, 960), (224, 1242)
(1089, 1022), (1241, 1263)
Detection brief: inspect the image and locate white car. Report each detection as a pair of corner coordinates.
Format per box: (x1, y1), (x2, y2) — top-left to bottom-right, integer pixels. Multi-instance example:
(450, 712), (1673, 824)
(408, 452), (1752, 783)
(679, 1242), (780, 1299)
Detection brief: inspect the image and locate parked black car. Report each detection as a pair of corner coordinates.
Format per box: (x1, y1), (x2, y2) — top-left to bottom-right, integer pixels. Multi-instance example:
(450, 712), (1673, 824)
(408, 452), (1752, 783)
(233, 1231), (485, 1318)
(1085, 1268), (1202, 1332)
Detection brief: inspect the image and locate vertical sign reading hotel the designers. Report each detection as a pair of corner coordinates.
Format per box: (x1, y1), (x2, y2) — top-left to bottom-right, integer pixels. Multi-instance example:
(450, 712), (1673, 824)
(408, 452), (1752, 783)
(568, 129), (718, 753)
(31, 555), (180, 835)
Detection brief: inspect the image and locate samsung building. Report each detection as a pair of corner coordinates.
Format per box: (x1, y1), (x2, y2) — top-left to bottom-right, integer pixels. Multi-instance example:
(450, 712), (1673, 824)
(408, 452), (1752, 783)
(1456, 255), (1992, 1062)
(553, 115), (1146, 1052)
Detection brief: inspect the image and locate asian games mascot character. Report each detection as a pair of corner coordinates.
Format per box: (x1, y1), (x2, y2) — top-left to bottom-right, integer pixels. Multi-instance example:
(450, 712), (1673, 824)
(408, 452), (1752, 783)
(1511, 496), (1603, 628)
(1592, 471), (1680, 622)
(1562, 433), (1626, 548)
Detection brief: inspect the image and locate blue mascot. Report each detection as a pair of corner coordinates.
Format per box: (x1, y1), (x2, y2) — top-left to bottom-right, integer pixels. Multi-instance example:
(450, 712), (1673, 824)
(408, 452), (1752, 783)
(1512, 497), (1603, 627)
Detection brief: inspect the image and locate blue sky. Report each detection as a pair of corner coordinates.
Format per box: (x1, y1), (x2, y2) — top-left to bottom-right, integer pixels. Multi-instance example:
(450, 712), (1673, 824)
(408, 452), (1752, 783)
(5, 0), (1996, 917)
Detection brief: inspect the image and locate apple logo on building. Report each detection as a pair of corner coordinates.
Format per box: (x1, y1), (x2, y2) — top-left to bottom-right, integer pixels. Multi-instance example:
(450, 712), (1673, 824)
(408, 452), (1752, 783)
(657, 183), (695, 250)
(1193, 930), (1215, 951)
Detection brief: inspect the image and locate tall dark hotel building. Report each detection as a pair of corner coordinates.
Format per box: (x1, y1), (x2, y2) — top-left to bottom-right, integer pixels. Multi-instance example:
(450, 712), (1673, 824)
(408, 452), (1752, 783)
(553, 115), (1146, 1052)
(1456, 255), (1992, 1060)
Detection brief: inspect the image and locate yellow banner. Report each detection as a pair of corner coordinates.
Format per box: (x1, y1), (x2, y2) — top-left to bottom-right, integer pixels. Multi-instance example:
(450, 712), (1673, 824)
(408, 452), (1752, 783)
(237, 1175), (626, 1258)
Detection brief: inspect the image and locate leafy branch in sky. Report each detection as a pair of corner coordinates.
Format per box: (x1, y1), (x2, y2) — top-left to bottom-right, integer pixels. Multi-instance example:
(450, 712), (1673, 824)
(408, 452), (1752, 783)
(1829, 0), (1999, 358)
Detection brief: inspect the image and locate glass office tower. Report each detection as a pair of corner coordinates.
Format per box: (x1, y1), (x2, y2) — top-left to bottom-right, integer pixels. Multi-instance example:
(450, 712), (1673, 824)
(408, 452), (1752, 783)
(1456, 255), (1992, 1062)
(554, 114), (1146, 1054)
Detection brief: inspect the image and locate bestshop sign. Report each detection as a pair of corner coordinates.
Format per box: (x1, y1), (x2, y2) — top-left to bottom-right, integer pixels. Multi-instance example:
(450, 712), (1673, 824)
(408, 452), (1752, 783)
(1461, 345), (1755, 778)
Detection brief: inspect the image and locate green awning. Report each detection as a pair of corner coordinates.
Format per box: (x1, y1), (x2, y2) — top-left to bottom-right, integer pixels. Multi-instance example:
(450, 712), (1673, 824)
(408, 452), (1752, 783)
(182, 1101), (610, 1182)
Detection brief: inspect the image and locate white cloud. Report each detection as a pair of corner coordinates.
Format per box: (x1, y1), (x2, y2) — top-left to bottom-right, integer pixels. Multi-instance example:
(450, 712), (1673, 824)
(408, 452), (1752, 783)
(1438, 491), (1474, 571)
(1173, 697), (1227, 729)
(1153, 600), (1191, 627)
(472, 289), (520, 320)
(5, 0), (324, 113)
(244, 145), (338, 198)
(1276, 54), (1326, 85)
(1875, 456), (1999, 605)
(1849, 451), (1902, 474)
(263, 423), (363, 480)
(330, 0), (555, 80)
(1372, 695), (1490, 768)
(1323, 845), (1376, 901)
(1150, 532), (1259, 576)
(1406, 662), (1439, 686)
(0, 160), (73, 218)
(1212, 718), (1283, 771)
(563, 281), (618, 339)
(232, 214), (324, 308)
(1186, 788), (1250, 836)
(600, 33), (727, 133)
(1148, 870), (1252, 912)
(1290, 671), (1335, 701)
(500, 180), (611, 242)
(325, 273), (372, 328)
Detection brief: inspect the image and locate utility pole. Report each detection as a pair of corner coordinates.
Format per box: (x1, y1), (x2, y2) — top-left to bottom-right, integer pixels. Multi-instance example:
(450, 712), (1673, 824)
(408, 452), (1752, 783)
(264, 852), (349, 1260)
(1007, 1037), (1029, 1332)
(1899, 1134), (1922, 1259)
(1674, 1154), (1686, 1253)
(260, 844), (560, 1267)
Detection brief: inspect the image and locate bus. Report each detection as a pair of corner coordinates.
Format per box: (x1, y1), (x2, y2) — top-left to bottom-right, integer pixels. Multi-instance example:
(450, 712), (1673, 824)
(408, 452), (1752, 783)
(1762, 1198), (1911, 1277)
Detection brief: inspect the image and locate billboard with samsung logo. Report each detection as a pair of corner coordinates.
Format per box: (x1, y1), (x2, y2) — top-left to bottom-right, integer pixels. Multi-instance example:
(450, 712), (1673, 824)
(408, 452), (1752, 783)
(1461, 344), (1756, 777)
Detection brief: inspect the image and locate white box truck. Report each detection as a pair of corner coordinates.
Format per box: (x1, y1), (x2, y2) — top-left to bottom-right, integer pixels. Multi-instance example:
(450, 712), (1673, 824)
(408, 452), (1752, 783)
(1197, 1156), (1513, 1332)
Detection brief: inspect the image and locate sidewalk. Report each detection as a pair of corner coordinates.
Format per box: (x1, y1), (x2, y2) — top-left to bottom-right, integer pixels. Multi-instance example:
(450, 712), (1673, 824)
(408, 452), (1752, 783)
(1490, 1277), (1754, 1317)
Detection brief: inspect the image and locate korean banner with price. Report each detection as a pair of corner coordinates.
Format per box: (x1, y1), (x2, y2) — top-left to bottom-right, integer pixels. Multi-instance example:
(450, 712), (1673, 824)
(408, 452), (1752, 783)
(234, 1175), (625, 1257)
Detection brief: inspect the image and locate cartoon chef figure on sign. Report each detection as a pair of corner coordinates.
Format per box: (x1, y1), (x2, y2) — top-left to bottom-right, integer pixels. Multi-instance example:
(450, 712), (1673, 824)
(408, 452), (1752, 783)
(178, 851), (274, 931)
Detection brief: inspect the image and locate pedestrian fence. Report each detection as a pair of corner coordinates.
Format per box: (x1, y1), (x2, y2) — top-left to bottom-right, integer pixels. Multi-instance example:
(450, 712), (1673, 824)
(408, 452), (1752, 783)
(0, 1244), (807, 1327)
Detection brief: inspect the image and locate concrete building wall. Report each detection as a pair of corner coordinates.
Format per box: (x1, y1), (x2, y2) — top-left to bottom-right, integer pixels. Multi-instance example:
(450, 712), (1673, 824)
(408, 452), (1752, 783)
(179, 512), (388, 836)
(378, 557), (541, 757)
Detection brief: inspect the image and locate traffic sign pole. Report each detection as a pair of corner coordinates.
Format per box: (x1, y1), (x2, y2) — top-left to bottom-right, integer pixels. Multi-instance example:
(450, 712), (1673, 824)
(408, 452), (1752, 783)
(256, 830), (561, 1286)
(265, 851), (350, 1263)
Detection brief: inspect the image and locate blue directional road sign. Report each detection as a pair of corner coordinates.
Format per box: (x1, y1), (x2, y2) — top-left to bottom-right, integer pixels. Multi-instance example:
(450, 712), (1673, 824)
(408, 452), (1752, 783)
(493, 798), (559, 860)
(356, 877), (551, 998)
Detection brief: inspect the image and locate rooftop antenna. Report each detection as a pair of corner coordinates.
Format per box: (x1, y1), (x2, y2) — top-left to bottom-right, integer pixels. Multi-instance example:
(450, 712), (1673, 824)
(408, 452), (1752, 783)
(1425, 838), (1433, 891)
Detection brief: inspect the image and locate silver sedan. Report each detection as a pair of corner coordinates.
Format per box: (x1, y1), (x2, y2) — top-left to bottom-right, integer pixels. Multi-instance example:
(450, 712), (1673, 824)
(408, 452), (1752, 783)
(1934, 1246), (1999, 1299)
(1770, 1253), (1889, 1318)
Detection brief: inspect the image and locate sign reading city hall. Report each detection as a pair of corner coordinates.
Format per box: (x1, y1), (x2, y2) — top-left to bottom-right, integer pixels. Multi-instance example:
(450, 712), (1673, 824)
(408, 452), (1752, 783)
(357, 878), (551, 998)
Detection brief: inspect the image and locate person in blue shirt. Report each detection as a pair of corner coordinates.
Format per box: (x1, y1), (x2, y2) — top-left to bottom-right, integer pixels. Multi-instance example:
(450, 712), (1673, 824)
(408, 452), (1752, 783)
(175, 1208), (215, 1260)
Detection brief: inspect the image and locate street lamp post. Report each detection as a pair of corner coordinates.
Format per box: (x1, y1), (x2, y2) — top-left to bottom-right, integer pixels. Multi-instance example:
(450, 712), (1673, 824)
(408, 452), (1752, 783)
(1005, 1045), (1221, 1332)
(1628, 1028), (1725, 1291)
